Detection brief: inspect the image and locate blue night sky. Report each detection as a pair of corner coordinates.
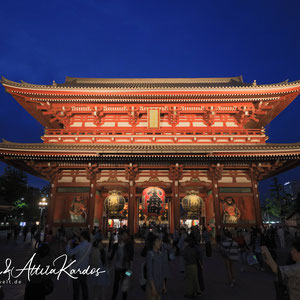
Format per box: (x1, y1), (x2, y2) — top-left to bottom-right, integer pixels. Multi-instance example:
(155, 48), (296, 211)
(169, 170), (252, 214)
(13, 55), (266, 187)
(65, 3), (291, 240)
(0, 0), (300, 199)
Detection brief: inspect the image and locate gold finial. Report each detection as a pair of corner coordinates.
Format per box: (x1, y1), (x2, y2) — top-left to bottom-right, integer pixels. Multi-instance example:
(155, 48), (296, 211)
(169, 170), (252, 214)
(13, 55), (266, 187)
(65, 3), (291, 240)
(253, 80), (257, 86)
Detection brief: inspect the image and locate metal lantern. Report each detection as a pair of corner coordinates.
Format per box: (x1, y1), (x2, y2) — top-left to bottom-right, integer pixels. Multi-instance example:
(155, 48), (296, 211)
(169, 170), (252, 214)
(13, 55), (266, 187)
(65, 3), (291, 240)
(104, 190), (125, 214)
(142, 187), (165, 216)
(182, 191), (203, 212)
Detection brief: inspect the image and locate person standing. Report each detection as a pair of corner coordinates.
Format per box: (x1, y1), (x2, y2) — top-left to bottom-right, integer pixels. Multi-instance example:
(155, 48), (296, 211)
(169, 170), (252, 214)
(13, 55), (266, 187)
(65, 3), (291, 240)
(202, 227), (212, 257)
(277, 226), (286, 248)
(264, 230), (277, 261)
(22, 225), (28, 242)
(146, 236), (166, 300)
(109, 230), (134, 300)
(66, 231), (91, 300)
(58, 224), (66, 243)
(236, 230), (249, 272)
(195, 238), (205, 293)
(35, 227), (42, 249)
(24, 243), (53, 300)
(243, 229), (251, 247)
(221, 231), (239, 287)
(262, 241), (300, 300)
(89, 238), (109, 300)
(13, 224), (20, 240)
(94, 228), (103, 242)
(178, 228), (188, 273)
(161, 233), (174, 290)
(108, 230), (114, 253)
(30, 223), (37, 241)
(183, 237), (201, 298)
(251, 232), (265, 271)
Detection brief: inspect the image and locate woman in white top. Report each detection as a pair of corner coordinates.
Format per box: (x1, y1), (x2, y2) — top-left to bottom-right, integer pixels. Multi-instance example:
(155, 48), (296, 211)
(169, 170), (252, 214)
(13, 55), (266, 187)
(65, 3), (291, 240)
(262, 241), (300, 300)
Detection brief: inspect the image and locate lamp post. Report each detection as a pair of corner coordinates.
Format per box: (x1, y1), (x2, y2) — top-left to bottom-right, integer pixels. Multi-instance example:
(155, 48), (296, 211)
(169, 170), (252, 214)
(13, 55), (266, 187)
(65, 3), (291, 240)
(39, 197), (48, 226)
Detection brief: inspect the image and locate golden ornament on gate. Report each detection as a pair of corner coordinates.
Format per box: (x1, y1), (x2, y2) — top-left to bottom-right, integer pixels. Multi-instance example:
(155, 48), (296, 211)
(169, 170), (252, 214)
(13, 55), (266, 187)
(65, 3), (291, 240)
(104, 190), (125, 212)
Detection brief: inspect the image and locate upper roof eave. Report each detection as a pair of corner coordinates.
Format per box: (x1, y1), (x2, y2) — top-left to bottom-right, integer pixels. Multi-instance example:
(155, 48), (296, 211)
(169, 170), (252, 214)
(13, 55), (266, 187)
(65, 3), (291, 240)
(2, 76), (300, 92)
(1, 140), (300, 155)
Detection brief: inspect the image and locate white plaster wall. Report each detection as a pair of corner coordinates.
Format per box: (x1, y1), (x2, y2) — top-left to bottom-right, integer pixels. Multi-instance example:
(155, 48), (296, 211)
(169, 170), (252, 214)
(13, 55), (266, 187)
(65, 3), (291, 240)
(76, 177), (90, 183)
(70, 122), (83, 127)
(84, 122), (97, 127)
(225, 122), (238, 127)
(212, 122), (224, 127)
(176, 122), (190, 127)
(101, 122), (116, 127)
(218, 177), (233, 183)
(117, 122), (131, 127)
(58, 177), (73, 183)
(192, 122), (207, 127)
(236, 177), (251, 183)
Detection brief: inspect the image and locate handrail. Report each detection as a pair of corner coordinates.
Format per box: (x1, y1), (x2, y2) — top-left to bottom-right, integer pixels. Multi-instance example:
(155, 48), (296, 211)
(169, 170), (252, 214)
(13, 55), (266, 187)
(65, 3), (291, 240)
(44, 127), (264, 136)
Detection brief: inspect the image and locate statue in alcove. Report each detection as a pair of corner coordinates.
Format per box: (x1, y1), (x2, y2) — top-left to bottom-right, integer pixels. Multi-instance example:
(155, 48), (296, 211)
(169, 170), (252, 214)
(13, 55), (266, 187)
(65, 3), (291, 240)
(69, 196), (87, 223)
(220, 196), (241, 223)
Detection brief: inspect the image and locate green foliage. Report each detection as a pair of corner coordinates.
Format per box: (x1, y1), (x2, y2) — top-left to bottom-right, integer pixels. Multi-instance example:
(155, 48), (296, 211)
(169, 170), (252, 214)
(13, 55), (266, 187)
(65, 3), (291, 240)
(265, 177), (294, 220)
(13, 199), (28, 209)
(264, 197), (281, 218)
(0, 166), (49, 221)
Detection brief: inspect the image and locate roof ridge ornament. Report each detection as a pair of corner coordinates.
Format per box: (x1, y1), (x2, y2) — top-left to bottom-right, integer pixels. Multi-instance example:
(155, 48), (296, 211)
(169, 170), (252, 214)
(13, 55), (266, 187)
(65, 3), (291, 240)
(253, 80), (257, 86)
(1, 139), (11, 144)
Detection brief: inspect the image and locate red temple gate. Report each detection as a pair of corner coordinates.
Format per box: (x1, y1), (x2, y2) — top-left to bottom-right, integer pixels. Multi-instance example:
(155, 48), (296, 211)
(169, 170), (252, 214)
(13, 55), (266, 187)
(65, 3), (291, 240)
(1, 75), (300, 234)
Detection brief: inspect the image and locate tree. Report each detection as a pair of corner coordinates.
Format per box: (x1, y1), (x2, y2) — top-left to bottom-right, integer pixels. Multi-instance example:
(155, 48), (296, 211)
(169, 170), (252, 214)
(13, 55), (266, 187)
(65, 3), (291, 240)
(0, 166), (28, 204)
(268, 177), (293, 220)
(0, 166), (41, 222)
(41, 183), (51, 198)
(23, 186), (41, 221)
(264, 197), (281, 219)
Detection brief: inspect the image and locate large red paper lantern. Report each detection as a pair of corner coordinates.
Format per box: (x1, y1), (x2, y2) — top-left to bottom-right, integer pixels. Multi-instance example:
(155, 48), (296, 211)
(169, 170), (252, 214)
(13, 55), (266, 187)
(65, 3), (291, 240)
(142, 187), (165, 216)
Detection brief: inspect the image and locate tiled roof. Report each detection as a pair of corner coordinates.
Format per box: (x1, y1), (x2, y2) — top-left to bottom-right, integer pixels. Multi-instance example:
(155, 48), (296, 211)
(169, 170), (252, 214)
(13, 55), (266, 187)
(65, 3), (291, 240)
(2, 76), (300, 91)
(60, 76), (249, 89)
(1, 140), (300, 155)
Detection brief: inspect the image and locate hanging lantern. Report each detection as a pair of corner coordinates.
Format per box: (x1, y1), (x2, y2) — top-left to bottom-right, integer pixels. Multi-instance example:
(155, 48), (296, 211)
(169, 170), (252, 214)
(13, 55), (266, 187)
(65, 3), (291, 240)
(182, 191), (203, 212)
(142, 187), (165, 216)
(104, 190), (125, 214)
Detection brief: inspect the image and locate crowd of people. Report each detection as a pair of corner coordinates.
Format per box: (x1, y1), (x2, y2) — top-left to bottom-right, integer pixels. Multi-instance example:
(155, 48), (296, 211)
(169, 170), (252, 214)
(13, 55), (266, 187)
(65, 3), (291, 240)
(3, 222), (300, 300)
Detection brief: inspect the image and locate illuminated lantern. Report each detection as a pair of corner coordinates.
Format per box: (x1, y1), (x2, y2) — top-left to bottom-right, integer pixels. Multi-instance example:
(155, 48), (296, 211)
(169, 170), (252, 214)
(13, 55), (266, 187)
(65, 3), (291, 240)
(142, 187), (165, 216)
(104, 190), (125, 215)
(182, 191), (203, 212)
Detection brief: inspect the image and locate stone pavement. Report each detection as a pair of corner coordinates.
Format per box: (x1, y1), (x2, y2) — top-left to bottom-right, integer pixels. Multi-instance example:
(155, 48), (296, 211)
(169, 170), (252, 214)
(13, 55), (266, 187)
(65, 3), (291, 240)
(0, 230), (291, 300)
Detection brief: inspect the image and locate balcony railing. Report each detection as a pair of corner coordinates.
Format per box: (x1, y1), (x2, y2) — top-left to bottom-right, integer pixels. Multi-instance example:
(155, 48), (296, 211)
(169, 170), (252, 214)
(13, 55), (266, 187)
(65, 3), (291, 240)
(44, 127), (263, 137)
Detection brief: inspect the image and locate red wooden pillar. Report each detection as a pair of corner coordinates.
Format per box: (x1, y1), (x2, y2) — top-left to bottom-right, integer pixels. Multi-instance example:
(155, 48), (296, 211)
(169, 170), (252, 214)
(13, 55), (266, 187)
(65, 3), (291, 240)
(127, 164), (138, 236)
(169, 198), (174, 234)
(250, 171), (262, 226)
(47, 174), (58, 230)
(85, 164), (101, 231)
(128, 180), (136, 235)
(134, 194), (138, 234)
(169, 164), (183, 233)
(173, 179), (180, 231)
(209, 165), (223, 232)
(96, 192), (104, 229)
(87, 174), (97, 231)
